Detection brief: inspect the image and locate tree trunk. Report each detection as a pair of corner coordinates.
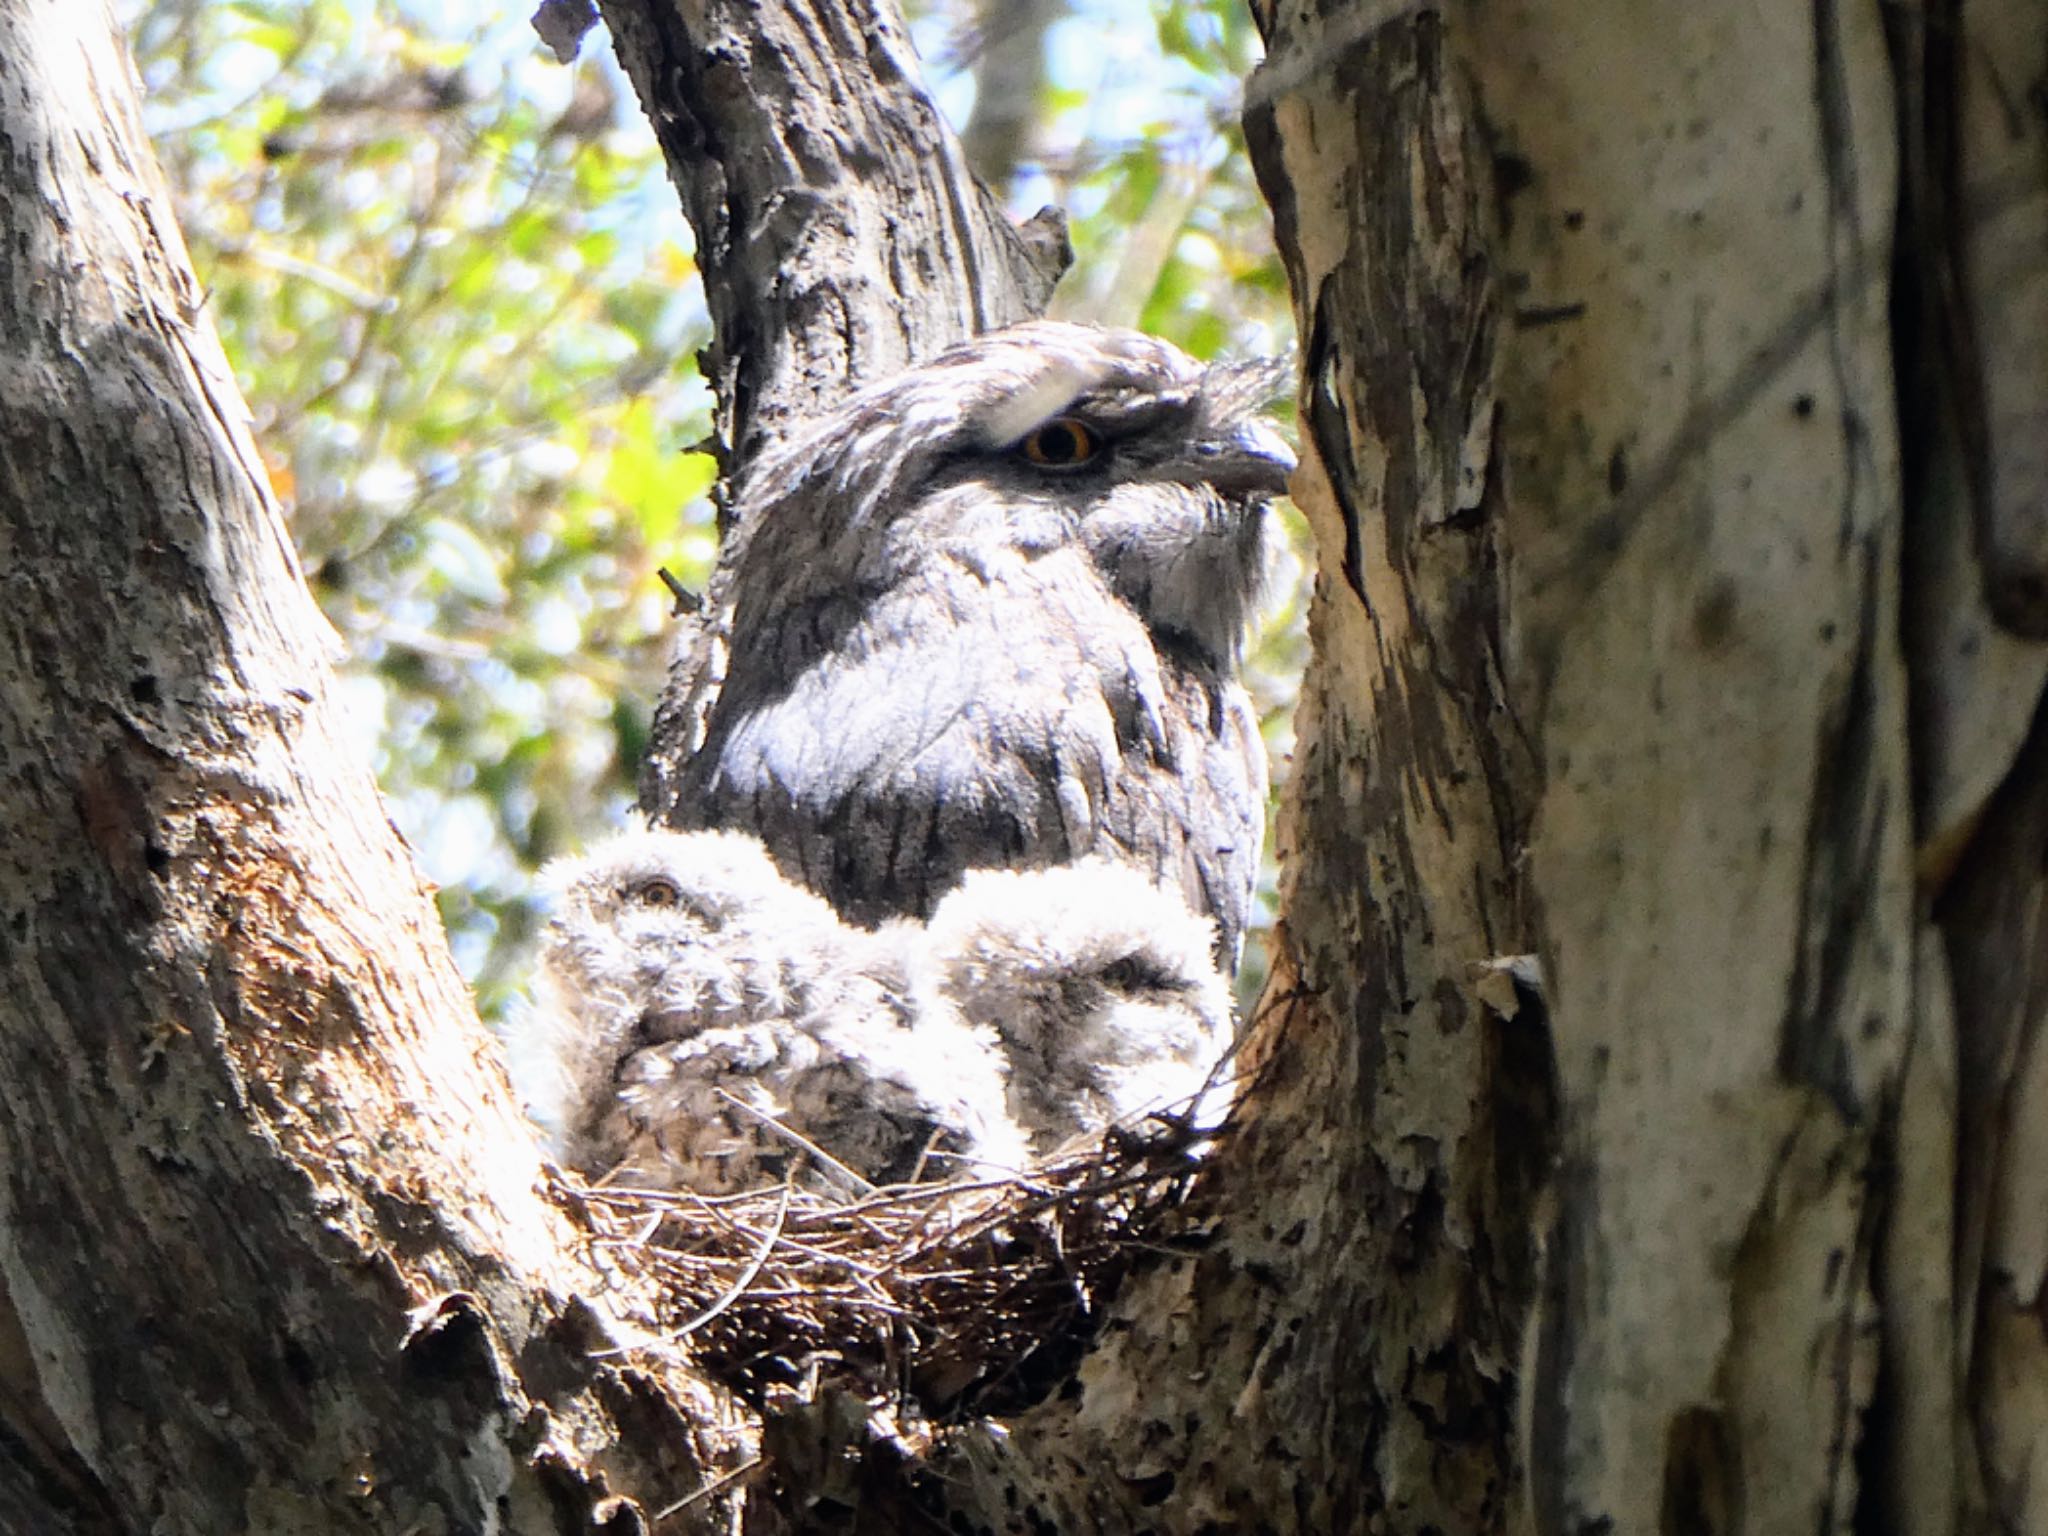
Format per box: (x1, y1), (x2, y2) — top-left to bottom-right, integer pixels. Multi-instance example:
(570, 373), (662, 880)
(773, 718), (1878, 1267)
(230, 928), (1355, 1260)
(957, 0), (1062, 194)
(1464, 2), (1911, 1527)
(0, 4), (746, 1530)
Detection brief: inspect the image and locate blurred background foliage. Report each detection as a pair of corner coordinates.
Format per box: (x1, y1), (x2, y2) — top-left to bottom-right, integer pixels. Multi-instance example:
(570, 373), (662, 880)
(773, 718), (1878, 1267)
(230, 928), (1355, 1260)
(125, 0), (1300, 1017)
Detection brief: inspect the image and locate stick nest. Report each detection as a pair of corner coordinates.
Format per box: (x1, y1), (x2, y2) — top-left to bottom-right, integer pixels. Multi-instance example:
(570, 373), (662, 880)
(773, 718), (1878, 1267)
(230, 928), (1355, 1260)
(574, 1119), (1212, 1419)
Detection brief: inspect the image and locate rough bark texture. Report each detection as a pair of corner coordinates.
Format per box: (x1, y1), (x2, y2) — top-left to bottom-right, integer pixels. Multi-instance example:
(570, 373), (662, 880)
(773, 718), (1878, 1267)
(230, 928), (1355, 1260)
(595, 0), (1063, 471)
(0, 5), (746, 1531)
(901, 11), (1550, 1533)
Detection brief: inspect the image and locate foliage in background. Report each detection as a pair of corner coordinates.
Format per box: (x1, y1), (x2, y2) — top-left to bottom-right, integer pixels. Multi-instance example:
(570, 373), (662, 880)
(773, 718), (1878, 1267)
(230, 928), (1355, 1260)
(129, 0), (711, 1015)
(129, 0), (1299, 1016)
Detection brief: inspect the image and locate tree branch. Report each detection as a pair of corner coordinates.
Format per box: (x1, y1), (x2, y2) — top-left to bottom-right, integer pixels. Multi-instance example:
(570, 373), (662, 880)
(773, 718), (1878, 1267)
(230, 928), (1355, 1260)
(596, 0), (1067, 473)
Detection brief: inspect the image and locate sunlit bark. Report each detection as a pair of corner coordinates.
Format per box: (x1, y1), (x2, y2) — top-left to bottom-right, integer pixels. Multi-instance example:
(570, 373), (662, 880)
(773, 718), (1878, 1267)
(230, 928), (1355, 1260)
(0, 3), (744, 1529)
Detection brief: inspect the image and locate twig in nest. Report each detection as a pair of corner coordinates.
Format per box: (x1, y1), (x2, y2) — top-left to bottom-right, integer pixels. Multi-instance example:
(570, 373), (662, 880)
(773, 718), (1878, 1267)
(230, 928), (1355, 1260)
(653, 1455), (763, 1520)
(714, 1086), (877, 1195)
(663, 1178), (795, 1341)
(591, 1180), (794, 1357)
(579, 1111), (1215, 1420)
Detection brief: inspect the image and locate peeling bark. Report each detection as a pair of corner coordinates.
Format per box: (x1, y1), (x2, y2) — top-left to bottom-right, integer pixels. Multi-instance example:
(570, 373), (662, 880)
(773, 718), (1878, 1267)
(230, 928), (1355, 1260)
(1941, 703), (2048, 1534)
(1453, 1), (1916, 1528)
(920, 9), (1547, 1531)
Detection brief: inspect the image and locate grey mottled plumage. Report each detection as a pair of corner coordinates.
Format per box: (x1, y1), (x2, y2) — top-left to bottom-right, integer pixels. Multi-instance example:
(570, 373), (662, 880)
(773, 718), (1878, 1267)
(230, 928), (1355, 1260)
(660, 321), (1291, 969)
(917, 858), (1234, 1156)
(507, 826), (1025, 1194)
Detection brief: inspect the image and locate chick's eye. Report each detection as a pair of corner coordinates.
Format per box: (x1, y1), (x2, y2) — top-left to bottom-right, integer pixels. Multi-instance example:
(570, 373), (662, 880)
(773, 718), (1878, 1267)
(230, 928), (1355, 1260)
(630, 877), (682, 908)
(1099, 955), (1173, 994)
(1018, 416), (1102, 469)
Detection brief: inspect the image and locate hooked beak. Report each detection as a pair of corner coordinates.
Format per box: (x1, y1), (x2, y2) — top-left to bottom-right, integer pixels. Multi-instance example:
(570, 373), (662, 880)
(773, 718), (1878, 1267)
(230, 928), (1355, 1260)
(1183, 419), (1296, 497)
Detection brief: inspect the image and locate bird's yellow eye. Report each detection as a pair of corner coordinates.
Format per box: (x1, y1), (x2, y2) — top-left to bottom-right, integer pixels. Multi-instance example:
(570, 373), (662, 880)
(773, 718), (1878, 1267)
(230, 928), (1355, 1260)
(1018, 417), (1102, 469)
(632, 877), (683, 907)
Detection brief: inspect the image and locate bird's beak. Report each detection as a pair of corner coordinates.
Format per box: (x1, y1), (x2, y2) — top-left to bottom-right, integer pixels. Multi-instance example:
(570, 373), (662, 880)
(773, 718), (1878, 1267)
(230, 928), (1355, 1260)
(1184, 419), (1296, 497)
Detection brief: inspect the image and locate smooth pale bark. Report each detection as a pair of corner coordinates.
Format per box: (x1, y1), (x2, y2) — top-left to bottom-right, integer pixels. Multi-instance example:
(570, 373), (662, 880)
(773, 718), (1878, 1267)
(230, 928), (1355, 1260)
(1454, 3), (1916, 1530)
(0, 5), (744, 1530)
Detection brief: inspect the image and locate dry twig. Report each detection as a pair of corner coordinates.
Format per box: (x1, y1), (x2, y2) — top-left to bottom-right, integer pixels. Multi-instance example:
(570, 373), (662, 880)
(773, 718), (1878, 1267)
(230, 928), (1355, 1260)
(581, 1112), (1215, 1419)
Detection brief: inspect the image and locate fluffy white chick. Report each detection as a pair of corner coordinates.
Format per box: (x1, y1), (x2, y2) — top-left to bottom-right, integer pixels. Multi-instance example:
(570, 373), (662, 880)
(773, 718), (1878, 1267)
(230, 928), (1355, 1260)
(916, 858), (1234, 1155)
(506, 825), (1023, 1194)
